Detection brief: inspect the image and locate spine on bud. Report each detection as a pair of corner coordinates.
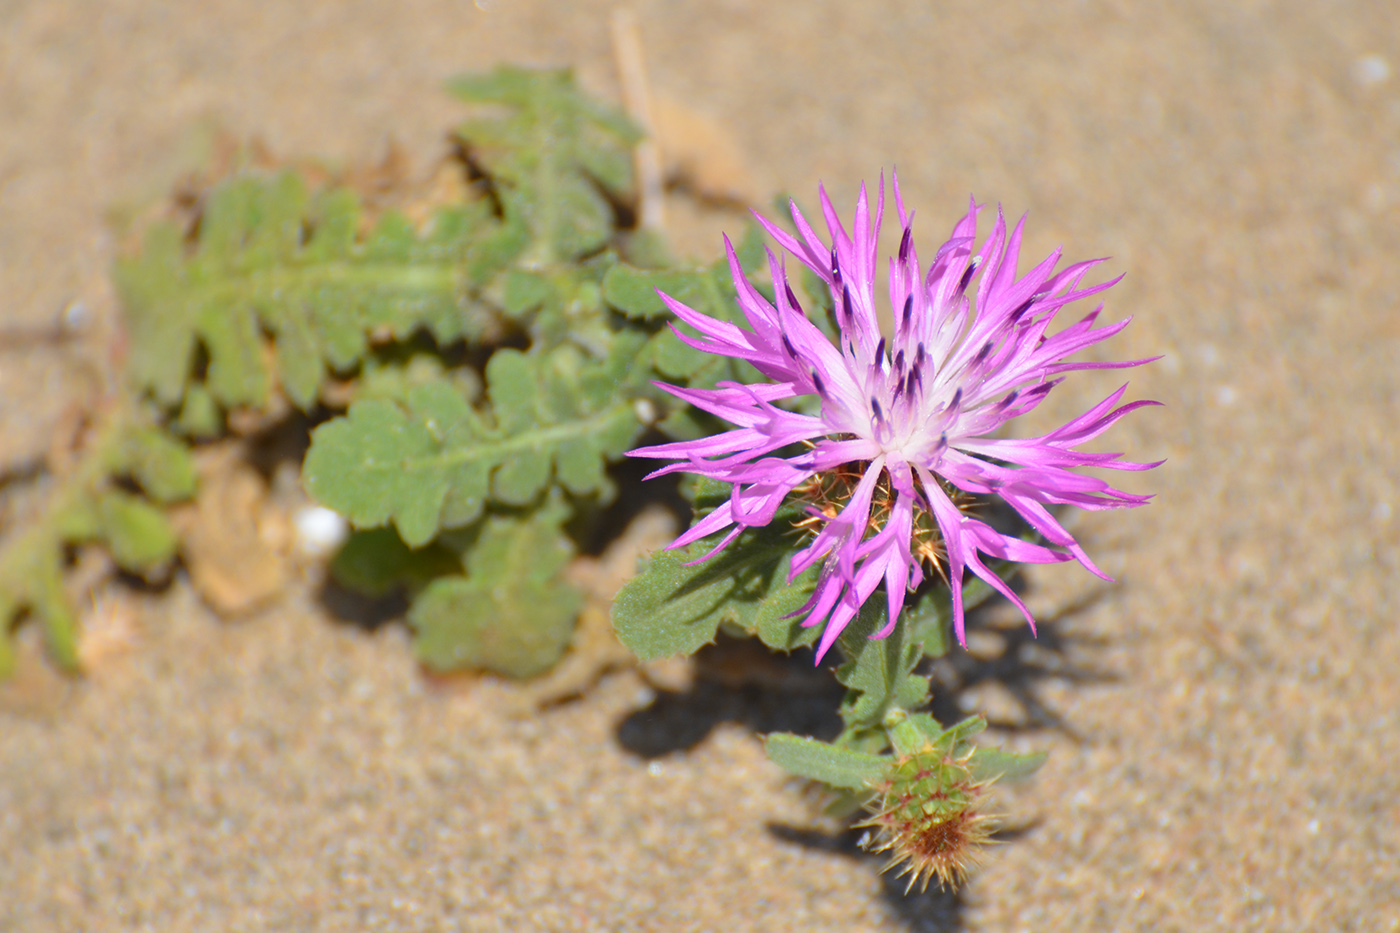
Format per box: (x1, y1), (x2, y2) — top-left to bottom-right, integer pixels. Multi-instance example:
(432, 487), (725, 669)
(860, 743), (997, 892)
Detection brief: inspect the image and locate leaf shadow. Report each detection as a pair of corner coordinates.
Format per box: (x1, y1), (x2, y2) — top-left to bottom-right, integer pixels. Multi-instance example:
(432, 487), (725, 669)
(766, 816), (1044, 932)
(615, 633), (845, 758)
(316, 576), (410, 631)
(615, 569), (1116, 931)
(767, 822), (968, 932)
(616, 574), (1113, 758)
(924, 583), (1118, 741)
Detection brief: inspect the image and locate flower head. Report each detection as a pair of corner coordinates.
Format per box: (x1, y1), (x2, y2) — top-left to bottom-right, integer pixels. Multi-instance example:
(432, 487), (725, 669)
(630, 173), (1160, 661)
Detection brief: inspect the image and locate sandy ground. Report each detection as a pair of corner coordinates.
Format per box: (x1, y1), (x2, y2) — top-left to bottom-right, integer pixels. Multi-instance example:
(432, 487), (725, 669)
(3, 1), (1399, 930)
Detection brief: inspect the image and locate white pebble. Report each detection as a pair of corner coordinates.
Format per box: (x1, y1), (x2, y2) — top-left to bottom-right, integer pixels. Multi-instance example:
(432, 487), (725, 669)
(633, 398), (658, 425)
(294, 506), (349, 557)
(1353, 54), (1391, 87)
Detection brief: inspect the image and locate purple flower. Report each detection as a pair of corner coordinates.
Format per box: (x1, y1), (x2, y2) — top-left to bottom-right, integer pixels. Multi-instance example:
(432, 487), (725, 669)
(630, 174), (1160, 661)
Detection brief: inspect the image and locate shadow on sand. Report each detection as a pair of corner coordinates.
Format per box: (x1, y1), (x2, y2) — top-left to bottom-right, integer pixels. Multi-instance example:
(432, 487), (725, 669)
(614, 576), (1116, 932)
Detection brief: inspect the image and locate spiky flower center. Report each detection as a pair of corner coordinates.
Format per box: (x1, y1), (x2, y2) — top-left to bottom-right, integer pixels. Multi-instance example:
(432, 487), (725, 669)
(793, 459), (976, 582)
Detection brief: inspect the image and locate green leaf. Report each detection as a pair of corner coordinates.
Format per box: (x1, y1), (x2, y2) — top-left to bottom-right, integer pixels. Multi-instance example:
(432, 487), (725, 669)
(175, 384), (223, 438)
(30, 552), (79, 670)
(888, 711), (985, 757)
(968, 746), (1048, 784)
(408, 509), (581, 677)
(611, 497), (821, 661)
(96, 490), (179, 573)
(330, 528), (463, 598)
(448, 66), (639, 265)
(618, 247), (766, 404)
(834, 599), (932, 733)
(903, 589), (952, 659)
(0, 531), (79, 673)
(464, 199), (529, 287)
(645, 327), (713, 381)
(765, 733), (890, 790)
(0, 409), (187, 673)
(115, 428), (197, 504)
(502, 269), (553, 318)
(883, 711), (1041, 782)
(620, 228), (676, 269)
(304, 391), (461, 547)
(602, 265), (712, 320)
(0, 607), (12, 678)
(115, 170), (492, 415)
(356, 353), (484, 409)
(304, 348), (644, 546)
(118, 223), (197, 406)
(910, 558), (1023, 659)
(730, 221), (767, 274)
(198, 290), (270, 408)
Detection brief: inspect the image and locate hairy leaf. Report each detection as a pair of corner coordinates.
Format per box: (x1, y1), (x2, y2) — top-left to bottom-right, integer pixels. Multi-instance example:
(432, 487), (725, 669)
(1, 404), (200, 672)
(834, 600), (932, 734)
(175, 384), (223, 438)
(764, 733), (890, 791)
(0, 530), (79, 673)
(611, 540), (821, 660)
(95, 490), (179, 574)
(304, 342), (647, 547)
(114, 427), (198, 504)
(885, 710), (1043, 782)
(889, 712), (985, 757)
(968, 746), (1048, 784)
(448, 66), (639, 265)
(908, 556), (1027, 659)
(611, 484), (822, 660)
(330, 528), (463, 598)
(605, 221), (765, 320)
(408, 508), (581, 677)
(834, 567), (1017, 737)
(602, 225), (775, 444)
(116, 170), (493, 412)
(602, 266), (716, 321)
(903, 591), (952, 660)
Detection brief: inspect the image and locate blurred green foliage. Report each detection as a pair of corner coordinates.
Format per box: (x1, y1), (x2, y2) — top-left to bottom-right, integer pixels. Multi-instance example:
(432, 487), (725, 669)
(1, 65), (764, 678)
(0, 409), (195, 675)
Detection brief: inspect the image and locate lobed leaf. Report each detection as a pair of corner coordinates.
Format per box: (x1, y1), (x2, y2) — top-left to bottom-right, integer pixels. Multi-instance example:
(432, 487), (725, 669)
(330, 528), (463, 598)
(408, 507), (581, 678)
(886, 710), (1044, 782)
(304, 343), (647, 548)
(448, 66), (640, 265)
(888, 712), (985, 757)
(602, 266), (716, 321)
(116, 170), (494, 413)
(909, 554), (1029, 659)
(0, 530), (79, 673)
(95, 490), (179, 574)
(611, 484), (822, 660)
(114, 427), (198, 504)
(834, 600), (933, 735)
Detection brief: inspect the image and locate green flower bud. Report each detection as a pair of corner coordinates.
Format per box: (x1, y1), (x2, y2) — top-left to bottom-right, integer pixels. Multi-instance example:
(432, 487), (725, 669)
(859, 744), (997, 892)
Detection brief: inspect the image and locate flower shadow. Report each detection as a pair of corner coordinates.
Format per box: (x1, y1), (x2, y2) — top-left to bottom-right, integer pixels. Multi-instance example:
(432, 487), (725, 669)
(614, 571), (1115, 930)
(767, 822), (968, 931)
(615, 575), (1113, 758)
(924, 584), (1118, 741)
(615, 633), (846, 758)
